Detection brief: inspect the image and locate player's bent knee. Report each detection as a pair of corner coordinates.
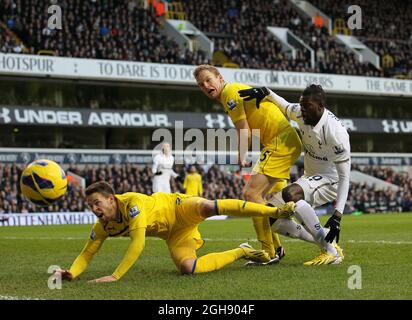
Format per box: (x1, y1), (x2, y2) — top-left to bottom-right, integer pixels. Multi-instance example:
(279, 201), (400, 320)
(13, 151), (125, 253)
(243, 189), (260, 202)
(197, 200), (214, 218)
(180, 259), (196, 275)
(282, 184), (304, 203)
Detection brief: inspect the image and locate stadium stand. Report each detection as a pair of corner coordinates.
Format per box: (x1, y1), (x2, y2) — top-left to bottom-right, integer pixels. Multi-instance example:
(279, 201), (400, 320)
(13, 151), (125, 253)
(182, 0), (382, 75)
(1, 163), (411, 214)
(0, 0), (401, 77)
(0, 0), (210, 64)
(309, 0), (412, 78)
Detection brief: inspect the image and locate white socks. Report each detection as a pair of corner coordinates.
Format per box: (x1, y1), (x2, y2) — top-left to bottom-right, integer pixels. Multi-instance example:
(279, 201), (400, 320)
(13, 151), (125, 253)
(294, 200), (337, 255)
(272, 218), (317, 244)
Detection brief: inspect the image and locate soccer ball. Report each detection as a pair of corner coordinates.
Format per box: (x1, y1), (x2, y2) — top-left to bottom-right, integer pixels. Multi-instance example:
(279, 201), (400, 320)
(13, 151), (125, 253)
(20, 159), (67, 207)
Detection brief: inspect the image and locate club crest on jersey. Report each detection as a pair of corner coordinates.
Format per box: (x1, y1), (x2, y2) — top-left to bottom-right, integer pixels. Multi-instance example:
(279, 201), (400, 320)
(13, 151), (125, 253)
(333, 144), (345, 155)
(227, 99), (237, 110)
(128, 205), (140, 218)
(176, 197), (182, 205)
(90, 229), (96, 240)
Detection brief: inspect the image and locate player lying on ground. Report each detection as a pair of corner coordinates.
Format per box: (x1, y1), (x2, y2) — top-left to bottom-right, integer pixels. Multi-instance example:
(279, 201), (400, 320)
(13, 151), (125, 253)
(53, 181), (295, 283)
(239, 84), (349, 265)
(194, 65), (302, 265)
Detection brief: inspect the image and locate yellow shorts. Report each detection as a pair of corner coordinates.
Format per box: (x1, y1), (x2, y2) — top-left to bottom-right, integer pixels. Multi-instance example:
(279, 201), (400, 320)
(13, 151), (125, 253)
(253, 128), (301, 179)
(166, 196), (206, 269)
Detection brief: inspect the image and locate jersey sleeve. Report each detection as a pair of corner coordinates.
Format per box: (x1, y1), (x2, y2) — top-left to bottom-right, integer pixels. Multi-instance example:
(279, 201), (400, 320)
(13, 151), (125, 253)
(69, 222), (107, 279)
(111, 227), (146, 279)
(267, 89), (301, 122)
(222, 84), (247, 123)
(127, 198), (148, 232)
(330, 130), (351, 163)
(330, 130), (351, 213)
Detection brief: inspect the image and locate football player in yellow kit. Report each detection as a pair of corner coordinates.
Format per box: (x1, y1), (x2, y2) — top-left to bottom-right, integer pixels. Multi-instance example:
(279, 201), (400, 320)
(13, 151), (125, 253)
(194, 65), (302, 264)
(54, 181), (295, 283)
(183, 165), (203, 196)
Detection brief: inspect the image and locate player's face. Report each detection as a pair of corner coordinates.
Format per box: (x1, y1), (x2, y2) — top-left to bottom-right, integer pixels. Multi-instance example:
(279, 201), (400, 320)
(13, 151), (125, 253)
(299, 96), (323, 126)
(86, 193), (116, 223)
(196, 70), (225, 100)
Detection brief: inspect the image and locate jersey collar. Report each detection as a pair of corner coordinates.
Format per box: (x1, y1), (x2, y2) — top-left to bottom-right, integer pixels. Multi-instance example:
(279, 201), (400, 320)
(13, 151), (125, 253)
(312, 108), (328, 133)
(114, 195), (124, 223)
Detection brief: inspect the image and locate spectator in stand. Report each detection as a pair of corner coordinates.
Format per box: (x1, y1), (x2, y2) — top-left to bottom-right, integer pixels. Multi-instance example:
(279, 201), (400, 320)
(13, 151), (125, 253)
(0, 0), (210, 65)
(313, 12), (324, 29)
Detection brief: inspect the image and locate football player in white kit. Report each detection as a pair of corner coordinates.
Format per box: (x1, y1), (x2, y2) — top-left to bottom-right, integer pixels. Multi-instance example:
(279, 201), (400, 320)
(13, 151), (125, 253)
(239, 85), (350, 265)
(152, 143), (179, 193)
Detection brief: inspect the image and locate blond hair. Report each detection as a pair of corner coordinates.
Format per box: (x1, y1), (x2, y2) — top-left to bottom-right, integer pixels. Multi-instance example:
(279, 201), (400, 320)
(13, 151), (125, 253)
(193, 64), (221, 79)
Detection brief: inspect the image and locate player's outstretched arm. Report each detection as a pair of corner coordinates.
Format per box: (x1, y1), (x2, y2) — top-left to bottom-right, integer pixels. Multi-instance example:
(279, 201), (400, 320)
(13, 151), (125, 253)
(325, 158), (351, 244)
(238, 87), (291, 110)
(238, 87), (303, 122)
(68, 235), (106, 280)
(89, 228), (146, 283)
(234, 119), (252, 167)
(238, 87), (270, 108)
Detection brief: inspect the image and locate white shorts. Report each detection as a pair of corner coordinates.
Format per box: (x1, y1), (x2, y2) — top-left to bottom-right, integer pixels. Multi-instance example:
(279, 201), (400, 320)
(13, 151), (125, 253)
(152, 177), (171, 193)
(294, 175), (338, 208)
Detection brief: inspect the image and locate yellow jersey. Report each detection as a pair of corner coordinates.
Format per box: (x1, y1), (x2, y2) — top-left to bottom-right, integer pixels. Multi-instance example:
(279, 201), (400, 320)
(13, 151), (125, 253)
(183, 173), (203, 196)
(219, 82), (294, 147)
(69, 192), (188, 280)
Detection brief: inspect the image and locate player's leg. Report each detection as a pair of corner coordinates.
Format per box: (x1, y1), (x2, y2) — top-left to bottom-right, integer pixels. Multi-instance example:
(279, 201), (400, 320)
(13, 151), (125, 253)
(265, 179), (289, 259)
(270, 218), (317, 244)
(283, 179), (341, 265)
(242, 172), (283, 259)
(196, 197), (293, 219)
(168, 228), (269, 274)
(175, 195), (294, 222)
(267, 190), (317, 244)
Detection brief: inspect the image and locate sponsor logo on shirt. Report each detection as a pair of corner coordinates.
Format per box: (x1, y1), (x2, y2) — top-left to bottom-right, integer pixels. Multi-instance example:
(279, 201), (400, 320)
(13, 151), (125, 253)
(128, 205), (140, 218)
(90, 229), (96, 240)
(227, 99), (237, 110)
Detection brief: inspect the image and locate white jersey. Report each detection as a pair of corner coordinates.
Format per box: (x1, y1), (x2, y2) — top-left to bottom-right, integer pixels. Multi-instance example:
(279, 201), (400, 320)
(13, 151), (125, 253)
(152, 153), (178, 193)
(285, 104), (351, 179)
(267, 90), (351, 213)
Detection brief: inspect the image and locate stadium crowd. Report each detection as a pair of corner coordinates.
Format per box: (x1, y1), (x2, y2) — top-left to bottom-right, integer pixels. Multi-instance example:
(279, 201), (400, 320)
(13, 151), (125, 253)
(0, 0), (210, 65)
(309, 0), (412, 78)
(184, 0), (382, 76)
(0, 0), (403, 77)
(0, 163), (411, 214)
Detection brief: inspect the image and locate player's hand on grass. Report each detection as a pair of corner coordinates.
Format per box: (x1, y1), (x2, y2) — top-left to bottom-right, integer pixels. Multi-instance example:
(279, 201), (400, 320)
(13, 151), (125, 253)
(88, 275), (117, 283)
(238, 87), (270, 108)
(53, 268), (73, 281)
(324, 211), (341, 243)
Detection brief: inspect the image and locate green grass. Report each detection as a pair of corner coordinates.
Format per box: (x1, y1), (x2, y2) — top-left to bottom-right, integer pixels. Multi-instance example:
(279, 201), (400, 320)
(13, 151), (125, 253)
(1, 213), (411, 300)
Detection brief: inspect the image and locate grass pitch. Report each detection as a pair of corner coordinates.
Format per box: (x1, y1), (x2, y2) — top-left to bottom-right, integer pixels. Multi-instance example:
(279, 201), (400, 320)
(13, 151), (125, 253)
(0, 213), (411, 300)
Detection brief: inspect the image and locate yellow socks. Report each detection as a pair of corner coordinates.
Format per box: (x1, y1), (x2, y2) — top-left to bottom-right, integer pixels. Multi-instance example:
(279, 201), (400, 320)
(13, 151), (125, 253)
(193, 248), (244, 273)
(216, 199), (278, 218)
(272, 232), (282, 250)
(252, 216), (276, 258)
